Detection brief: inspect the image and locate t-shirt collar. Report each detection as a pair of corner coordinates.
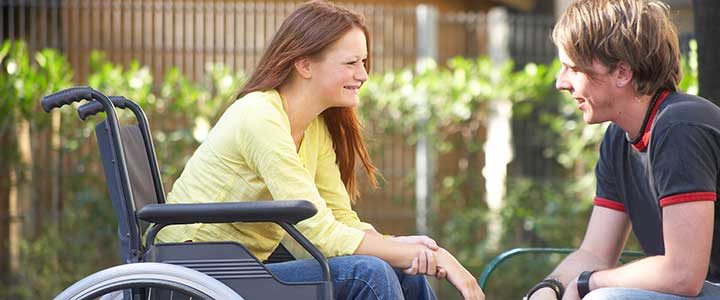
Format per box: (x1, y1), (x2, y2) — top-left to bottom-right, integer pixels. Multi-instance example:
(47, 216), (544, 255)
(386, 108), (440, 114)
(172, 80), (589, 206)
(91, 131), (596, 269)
(628, 90), (670, 152)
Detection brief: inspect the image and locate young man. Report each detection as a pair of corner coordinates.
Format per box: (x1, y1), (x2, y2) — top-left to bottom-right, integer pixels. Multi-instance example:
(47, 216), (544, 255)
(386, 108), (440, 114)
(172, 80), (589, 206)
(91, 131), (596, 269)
(525, 1), (720, 299)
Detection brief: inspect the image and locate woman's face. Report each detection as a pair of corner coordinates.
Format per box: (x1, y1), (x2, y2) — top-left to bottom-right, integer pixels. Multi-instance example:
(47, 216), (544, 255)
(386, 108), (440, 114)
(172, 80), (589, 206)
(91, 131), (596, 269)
(309, 27), (368, 108)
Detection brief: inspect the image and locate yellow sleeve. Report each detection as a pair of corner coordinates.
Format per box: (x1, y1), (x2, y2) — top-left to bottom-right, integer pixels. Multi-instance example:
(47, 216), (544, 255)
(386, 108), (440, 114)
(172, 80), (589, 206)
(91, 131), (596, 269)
(314, 120), (376, 232)
(233, 95), (365, 257)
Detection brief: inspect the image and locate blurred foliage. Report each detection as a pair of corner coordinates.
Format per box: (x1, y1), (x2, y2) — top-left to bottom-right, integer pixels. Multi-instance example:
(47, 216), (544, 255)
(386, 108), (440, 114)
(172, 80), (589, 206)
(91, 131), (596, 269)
(0, 40), (244, 299)
(360, 57), (551, 145)
(1, 37), (698, 299)
(436, 47), (698, 299)
(9, 189), (116, 300)
(10, 43), (73, 118)
(359, 56), (584, 298)
(0, 40), (73, 164)
(360, 57), (555, 225)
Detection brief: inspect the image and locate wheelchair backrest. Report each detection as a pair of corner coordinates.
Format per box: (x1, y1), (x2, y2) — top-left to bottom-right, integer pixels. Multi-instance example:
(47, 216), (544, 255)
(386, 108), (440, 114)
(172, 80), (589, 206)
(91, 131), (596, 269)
(94, 104), (165, 264)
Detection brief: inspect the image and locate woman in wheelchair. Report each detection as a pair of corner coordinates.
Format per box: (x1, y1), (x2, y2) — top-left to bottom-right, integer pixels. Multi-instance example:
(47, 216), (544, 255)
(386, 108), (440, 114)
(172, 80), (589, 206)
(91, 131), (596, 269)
(154, 0), (483, 299)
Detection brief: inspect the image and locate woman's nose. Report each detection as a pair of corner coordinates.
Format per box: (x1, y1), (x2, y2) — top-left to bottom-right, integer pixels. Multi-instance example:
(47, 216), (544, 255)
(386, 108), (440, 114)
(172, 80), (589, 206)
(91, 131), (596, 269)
(355, 65), (368, 82)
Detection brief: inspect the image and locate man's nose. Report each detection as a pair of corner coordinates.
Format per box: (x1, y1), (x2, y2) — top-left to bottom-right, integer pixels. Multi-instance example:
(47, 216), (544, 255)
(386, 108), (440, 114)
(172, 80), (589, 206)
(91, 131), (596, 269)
(555, 70), (570, 91)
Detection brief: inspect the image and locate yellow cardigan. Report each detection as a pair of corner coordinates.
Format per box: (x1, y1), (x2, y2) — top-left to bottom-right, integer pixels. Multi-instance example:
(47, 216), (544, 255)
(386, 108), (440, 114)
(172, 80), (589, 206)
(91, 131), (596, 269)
(156, 89), (373, 260)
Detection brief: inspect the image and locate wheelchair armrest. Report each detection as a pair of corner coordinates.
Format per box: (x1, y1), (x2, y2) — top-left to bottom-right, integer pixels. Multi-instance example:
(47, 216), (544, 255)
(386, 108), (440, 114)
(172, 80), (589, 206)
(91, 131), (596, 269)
(137, 200), (317, 225)
(139, 200), (333, 287)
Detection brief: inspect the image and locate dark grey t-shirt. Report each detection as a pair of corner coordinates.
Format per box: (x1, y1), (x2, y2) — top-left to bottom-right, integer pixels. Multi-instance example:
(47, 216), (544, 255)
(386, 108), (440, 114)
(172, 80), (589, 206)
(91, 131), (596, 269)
(595, 91), (720, 282)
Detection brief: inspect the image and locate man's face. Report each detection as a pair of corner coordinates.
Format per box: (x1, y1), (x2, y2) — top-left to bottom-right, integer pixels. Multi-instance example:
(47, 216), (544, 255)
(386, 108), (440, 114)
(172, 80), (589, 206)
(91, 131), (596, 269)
(556, 48), (619, 124)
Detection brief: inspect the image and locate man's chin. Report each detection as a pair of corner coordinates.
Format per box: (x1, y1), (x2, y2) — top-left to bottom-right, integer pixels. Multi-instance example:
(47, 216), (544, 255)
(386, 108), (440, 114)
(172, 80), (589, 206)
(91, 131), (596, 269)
(585, 119), (607, 125)
(583, 114), (603, 125)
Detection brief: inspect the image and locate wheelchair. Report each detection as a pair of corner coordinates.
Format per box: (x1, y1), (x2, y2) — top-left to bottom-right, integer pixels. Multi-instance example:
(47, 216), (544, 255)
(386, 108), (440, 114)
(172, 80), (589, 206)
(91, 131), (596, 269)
(41, 87), (332, 300)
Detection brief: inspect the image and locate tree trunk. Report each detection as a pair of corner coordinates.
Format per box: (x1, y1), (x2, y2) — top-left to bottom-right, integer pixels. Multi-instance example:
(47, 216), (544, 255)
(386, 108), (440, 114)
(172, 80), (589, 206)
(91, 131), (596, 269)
(693, 0), (720, 105)
(52, 111), (62, 226)
(10, 120), (33, 275)
(0, 127), (12, 284)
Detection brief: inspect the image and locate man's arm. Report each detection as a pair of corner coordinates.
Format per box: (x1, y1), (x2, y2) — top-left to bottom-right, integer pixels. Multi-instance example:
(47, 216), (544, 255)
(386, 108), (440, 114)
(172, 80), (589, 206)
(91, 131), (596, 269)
(587, 201), (713, 296)
(529, 206), (631, 300)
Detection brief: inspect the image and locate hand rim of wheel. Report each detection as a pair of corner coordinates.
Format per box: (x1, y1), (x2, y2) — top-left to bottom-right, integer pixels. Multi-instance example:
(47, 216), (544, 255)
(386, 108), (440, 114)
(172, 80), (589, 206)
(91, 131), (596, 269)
(54, 262), (245, 300)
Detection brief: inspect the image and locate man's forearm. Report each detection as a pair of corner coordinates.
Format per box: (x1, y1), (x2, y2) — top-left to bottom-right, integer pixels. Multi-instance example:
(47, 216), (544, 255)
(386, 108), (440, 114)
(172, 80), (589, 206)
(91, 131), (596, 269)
(547, 248), (617, 287)
(528, 248), (617, 300)
(589, 255), (705, 296)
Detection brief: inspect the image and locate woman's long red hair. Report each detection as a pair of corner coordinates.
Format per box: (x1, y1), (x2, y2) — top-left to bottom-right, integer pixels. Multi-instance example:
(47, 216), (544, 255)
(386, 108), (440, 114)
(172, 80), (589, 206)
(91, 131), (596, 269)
(236, 0), (378, 202)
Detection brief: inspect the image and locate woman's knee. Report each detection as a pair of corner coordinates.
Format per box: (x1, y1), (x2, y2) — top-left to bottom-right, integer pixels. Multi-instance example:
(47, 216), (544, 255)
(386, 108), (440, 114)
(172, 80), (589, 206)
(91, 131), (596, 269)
(331, 255), (403, 300)
(346, 255), (395, 276)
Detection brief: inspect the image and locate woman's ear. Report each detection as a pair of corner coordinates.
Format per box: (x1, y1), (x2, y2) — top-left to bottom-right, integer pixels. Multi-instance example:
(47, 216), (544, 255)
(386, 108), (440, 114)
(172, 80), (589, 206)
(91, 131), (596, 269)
(614, 61), (633, 88)
(293, 57), (313, 79)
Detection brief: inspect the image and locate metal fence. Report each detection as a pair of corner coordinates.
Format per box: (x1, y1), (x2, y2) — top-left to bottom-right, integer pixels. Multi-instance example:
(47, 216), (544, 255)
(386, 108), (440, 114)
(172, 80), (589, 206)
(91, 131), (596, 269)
(0, 0), (556, 80)
(2, 0), (418, 81)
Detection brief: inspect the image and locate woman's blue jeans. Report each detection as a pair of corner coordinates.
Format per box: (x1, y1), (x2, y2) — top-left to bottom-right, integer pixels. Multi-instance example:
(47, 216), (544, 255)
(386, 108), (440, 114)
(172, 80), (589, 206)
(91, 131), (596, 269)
(266, 255), (437, 300)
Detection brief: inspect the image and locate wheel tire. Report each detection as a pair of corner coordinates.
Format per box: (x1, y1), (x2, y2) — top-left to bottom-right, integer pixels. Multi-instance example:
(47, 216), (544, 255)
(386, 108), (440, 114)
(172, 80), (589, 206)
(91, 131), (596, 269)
(54, 262), (244, 300)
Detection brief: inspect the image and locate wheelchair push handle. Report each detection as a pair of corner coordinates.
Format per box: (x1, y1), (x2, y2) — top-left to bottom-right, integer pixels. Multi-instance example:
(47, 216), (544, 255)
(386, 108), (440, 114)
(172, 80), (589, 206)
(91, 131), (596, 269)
(41, 86), (93, 112)
(77, 96), (129, 120)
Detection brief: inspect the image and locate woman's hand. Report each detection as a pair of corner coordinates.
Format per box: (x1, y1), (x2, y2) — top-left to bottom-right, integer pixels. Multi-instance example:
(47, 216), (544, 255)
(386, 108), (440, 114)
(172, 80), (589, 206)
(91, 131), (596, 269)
(390, 235), (439, 249)
(561, 278), (580, 300)
(402, 248), (446, 277)
(434, 247), (485, 300)
(390, 235), (447, 278)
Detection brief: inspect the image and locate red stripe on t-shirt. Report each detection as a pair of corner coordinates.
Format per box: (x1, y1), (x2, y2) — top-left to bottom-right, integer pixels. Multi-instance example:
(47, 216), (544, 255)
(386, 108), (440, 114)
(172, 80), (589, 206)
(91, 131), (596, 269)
(594, 197), (626, 212)
(632, 90), (670, 152)
(659, 192), (717, 207)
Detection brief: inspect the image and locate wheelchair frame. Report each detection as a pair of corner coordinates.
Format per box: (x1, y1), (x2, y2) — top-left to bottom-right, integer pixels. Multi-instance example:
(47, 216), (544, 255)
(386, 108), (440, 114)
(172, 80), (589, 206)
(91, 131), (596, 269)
(42, 87), (333, 300)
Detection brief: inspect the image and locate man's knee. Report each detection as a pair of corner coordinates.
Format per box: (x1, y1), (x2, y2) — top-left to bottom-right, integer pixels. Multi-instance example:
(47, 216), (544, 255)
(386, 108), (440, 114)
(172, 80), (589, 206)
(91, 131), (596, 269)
(582, 288), (621, 300)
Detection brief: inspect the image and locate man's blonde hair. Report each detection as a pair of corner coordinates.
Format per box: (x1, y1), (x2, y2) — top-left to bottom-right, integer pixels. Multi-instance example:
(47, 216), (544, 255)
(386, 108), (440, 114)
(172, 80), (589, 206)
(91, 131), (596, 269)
(552, 0), (681, 95)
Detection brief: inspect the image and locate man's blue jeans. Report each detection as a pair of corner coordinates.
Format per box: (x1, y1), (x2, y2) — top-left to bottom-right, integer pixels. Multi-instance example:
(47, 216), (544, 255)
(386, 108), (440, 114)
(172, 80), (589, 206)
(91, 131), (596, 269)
(583, 281), (720, 300)
(266, 255), (437, 300)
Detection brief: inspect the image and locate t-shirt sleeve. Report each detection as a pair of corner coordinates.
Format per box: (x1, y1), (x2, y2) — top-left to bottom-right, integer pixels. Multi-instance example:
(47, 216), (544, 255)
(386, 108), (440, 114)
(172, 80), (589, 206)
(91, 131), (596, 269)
(594, 128), (627, 212)
(314, 127), (376, 232)
(234, 100), (365, 257)
(651, 124), (718, 207)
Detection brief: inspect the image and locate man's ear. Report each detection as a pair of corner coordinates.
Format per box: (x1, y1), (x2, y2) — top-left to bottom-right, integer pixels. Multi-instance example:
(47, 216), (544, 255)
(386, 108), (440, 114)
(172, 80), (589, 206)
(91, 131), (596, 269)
(614, 61), (633, 88)
(294, 57), (312, 79)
